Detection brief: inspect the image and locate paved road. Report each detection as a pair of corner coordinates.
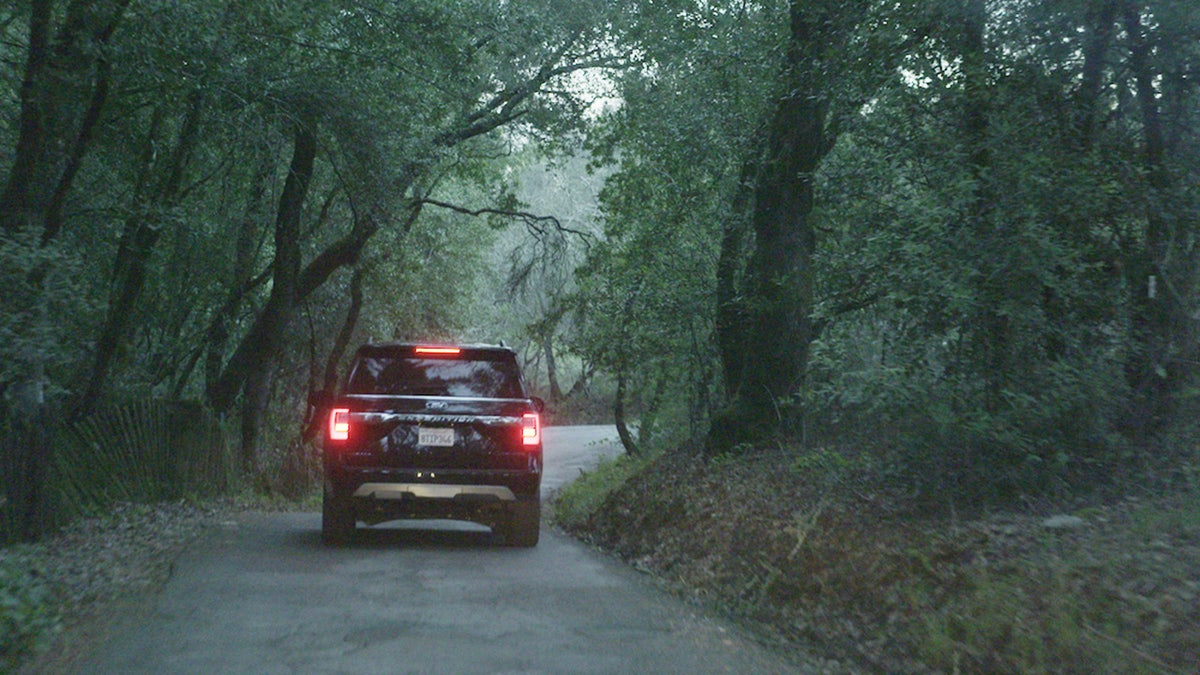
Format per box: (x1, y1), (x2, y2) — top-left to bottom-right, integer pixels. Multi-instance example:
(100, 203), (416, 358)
(71, 426), (815, 674)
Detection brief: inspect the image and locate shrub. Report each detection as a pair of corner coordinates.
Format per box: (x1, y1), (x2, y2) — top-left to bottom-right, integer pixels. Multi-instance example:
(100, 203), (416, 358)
(0, 556), (60, 671)
(807, 317), (1133, 507)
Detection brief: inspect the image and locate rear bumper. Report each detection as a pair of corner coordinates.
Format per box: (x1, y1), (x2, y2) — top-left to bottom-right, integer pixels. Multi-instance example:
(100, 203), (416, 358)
(351, 482), (517, 501)
(327, 464), (540, 498)
(325, 462), (540, 527)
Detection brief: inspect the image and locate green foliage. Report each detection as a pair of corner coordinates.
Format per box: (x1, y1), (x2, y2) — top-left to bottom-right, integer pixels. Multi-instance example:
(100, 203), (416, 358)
(0, 557), (60, 671)
(0, 233), (100, 398)
(363, 196), (501, 343)
(1, 0), (626, 498)
(787, 445), (860, 477)
(911, 562), (1170, 674)
(808, 316), (1133, 502)
(793, 0), (1196, 503)
(1127, 492), (1200, 540)
(570, 119), (728, 440)
(1, 0), (1197, 508)
(552, 449), (656, 530)
(472, 150), (608, 407)
(565, 2), (790, 444)
(566, 0), (1200, 506)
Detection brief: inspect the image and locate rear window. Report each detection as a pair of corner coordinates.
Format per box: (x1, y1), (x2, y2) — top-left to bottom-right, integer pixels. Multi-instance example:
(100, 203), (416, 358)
(346, 354), (525, 399)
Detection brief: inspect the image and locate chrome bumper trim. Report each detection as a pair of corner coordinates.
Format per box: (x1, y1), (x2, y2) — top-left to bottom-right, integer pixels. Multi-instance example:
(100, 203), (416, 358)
(351, 483), (516, 501)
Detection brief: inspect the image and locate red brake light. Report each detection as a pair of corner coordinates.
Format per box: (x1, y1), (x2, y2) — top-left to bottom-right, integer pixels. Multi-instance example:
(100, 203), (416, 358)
(329, 408), (351, 441)
(522, 412), (540, 446)
(415, 346), (461, 356)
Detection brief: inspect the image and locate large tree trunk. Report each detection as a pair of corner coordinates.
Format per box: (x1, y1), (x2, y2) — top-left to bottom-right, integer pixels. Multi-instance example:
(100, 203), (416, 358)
(740, 93), (823, 415)
(302, 266), (364, 442)
(956, 0), (1009, 411)
(203, 120), (316, 471)
(77, 91), (205, 413)
(1074, 1), (1119, 151)
(710, 1), (831, 445)
(714, 155), (757, 400)
(1120, 3), (1198, 432)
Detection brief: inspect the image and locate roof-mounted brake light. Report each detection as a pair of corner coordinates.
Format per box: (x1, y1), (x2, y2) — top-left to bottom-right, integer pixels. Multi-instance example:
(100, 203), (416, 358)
(414, 346), (462, 355)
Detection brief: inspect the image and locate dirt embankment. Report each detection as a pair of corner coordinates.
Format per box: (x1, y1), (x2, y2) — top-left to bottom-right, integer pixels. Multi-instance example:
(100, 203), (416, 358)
(560, 446), (1200, 674)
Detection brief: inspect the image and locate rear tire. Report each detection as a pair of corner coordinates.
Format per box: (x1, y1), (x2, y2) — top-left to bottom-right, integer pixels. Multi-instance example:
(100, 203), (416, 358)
(322, 486), (355, 546)
(505, 497), (540, 547)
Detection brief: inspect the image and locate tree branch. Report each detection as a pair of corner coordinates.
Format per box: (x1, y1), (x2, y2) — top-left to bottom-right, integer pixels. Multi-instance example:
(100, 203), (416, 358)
(435, 33), (627, 148)
(416, 197), (595, 242)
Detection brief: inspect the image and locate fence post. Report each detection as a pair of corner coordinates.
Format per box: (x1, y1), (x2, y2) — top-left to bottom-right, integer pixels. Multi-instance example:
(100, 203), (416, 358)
(8, 378), (52, 542)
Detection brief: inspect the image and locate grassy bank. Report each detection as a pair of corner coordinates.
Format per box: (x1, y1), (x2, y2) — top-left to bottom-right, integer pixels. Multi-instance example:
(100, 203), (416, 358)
(552, 443), (1200, 673)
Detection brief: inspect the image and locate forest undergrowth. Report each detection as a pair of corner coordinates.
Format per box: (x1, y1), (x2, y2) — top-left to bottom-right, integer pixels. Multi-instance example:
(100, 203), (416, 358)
(553, 442), (1200, 674)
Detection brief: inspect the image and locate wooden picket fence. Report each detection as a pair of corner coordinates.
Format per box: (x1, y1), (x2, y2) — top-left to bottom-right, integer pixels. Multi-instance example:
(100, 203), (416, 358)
(0, 399), (235, 544)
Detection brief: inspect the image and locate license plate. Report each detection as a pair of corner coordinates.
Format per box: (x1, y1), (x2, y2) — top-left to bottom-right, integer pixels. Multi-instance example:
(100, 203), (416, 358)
(418, 427), (455, 447)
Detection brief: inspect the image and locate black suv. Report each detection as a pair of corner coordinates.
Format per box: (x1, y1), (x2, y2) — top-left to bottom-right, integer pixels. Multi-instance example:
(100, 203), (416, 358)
(321, 343), (544, 546)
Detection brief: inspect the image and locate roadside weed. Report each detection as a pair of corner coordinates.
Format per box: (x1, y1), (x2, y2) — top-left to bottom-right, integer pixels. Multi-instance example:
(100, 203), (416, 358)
(0, 555), (61, 671)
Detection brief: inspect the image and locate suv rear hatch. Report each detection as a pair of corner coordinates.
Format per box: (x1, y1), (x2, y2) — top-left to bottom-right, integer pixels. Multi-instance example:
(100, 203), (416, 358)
(334, 345), (539, 471)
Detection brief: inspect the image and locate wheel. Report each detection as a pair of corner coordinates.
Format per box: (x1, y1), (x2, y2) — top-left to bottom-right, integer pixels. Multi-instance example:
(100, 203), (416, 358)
(322, 485), (355, 546)
(504, 497), (540, 547)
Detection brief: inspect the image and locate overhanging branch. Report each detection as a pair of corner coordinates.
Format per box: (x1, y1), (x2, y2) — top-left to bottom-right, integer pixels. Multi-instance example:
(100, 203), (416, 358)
(416, 197), (595, 243)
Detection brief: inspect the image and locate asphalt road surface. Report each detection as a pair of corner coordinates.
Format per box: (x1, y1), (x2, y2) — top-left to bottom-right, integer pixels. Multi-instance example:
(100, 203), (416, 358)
(70, 426), (818, 674)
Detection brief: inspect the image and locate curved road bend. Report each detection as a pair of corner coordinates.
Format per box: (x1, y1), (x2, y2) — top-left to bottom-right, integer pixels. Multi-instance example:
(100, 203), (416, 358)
(66, 425), (823, 674)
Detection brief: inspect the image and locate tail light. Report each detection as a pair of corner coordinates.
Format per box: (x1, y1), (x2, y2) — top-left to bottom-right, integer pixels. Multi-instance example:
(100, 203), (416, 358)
(329, 408), (351, 441)
(521, 412), (540, 446)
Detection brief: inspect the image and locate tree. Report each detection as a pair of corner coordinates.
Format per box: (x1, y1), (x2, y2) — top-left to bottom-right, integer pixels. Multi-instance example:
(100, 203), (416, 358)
(573, 0), (784, 451)
(798, 0), (1198, 498)
(1118, 0), (1200, 431)
(0, 0), (129, 241)
(194, 1), (623, 470)
(582, 0), (1198, 500)
(705, 0), (901, 443)
(1, 0), (624, 476)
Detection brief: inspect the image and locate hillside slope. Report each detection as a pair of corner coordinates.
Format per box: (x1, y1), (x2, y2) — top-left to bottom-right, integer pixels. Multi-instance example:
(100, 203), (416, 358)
(556, 445), (1200, 673)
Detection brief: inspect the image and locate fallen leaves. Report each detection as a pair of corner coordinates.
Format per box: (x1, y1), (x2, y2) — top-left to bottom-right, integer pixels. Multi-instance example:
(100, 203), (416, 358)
(559, 445), (1200, 673)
